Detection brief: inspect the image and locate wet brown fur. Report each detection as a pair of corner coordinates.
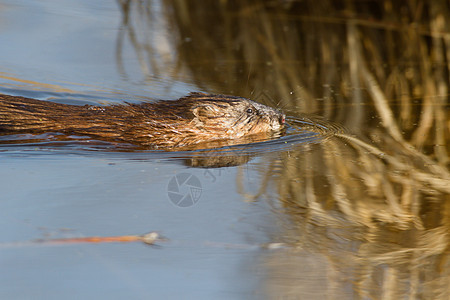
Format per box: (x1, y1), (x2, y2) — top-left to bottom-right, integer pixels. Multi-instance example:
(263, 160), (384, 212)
(0, 92), (285, 149)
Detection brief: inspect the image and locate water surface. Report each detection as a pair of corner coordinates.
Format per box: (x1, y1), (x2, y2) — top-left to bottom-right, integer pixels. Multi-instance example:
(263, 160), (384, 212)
(0, 1), (449, 299)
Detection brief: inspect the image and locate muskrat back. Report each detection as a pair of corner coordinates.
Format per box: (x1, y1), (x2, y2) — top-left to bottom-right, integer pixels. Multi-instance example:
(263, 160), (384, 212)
(0, 92), (285, 149)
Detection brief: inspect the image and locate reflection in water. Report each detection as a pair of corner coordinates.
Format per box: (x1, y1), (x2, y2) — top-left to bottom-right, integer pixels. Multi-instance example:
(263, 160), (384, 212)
(240, 126), (449, 298)
(116, 0), (180, 82)
(116, 0), (450, 298)
(261, 135), (450, 299)
(0, 92), (287, 151)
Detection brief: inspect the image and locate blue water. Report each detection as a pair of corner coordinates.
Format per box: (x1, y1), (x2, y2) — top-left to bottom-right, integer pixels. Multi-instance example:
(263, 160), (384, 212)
(2, 1), (447, 299)
(0, 1), (278, 299)
(0, 153), (274, 299)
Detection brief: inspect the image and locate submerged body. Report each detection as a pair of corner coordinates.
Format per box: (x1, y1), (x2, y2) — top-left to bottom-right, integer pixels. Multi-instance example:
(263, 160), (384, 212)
(0, 93), (285, 149)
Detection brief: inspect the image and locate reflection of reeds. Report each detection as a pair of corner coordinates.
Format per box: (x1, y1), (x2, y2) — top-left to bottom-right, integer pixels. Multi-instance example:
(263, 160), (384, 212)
(118, 1), (449, 298)
(264, 133), (449, 299)
(116, 0), (181, 81)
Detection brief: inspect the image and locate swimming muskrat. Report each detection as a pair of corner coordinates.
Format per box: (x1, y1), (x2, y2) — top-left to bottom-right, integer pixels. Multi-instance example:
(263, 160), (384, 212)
(0, 92), (285, 149)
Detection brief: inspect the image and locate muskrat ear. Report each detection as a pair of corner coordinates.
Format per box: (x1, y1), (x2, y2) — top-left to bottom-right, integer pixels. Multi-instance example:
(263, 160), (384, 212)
(192, 105), (217, 122)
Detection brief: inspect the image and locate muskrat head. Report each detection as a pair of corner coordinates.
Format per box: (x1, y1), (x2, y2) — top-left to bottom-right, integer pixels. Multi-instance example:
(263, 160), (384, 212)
(189, 94), (285, 139)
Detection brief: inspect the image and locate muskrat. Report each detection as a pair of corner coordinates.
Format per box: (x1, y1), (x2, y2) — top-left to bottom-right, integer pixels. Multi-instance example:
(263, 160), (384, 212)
(0, 92), (285, 149)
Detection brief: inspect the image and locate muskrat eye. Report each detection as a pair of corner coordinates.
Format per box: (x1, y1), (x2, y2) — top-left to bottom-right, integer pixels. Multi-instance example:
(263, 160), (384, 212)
(246, 108), (253, 114)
